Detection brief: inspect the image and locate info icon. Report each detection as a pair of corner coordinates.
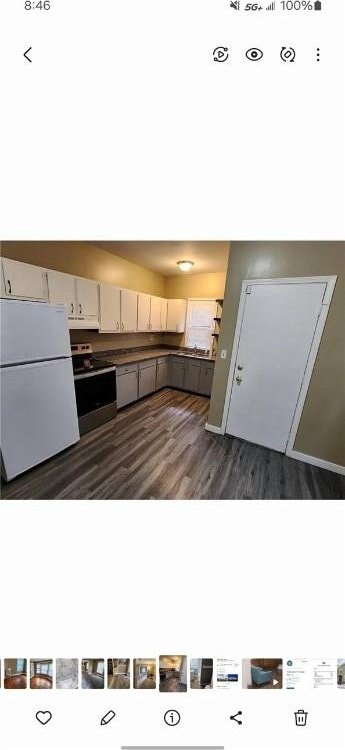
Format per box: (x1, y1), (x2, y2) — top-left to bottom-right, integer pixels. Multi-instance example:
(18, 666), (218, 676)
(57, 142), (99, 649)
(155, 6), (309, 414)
(164, 710), (181, 726)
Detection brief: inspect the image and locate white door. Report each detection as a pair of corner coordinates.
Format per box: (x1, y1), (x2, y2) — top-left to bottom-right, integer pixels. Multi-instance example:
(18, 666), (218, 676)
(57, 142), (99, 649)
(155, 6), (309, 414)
(1, 358), (80, 481)
(226, 281), (327, 452)
(47, 271), (76, 317)
(0, 299), (71, 365)
(150, 296), (162, 331)
(99, 284), (121, 332)
(121, 289), (138, 332)
(138, 293), (151, 331)
(2, 258), (47, 301)
(76, 278), (99, 318)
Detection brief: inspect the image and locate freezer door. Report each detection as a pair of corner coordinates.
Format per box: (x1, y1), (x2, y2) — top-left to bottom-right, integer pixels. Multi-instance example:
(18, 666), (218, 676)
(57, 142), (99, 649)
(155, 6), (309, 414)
(0, 299), (71, 365)
(1, 358), (80, 481)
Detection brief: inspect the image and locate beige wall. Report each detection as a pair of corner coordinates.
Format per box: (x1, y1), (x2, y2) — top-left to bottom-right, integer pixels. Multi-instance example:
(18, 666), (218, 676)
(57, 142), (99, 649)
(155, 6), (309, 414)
(164, 271), (226, 300)
(1, 241), (165, 296)
(208, 242), (345, 466)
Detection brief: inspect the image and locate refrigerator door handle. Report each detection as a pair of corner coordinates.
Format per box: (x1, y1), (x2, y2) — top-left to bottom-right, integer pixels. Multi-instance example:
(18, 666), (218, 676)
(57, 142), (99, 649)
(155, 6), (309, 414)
(7, 279), (12, 294)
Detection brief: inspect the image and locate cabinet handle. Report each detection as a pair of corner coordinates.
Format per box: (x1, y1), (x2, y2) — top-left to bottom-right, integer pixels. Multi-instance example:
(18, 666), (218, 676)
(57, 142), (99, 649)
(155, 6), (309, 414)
(116, 322), (119, 330)
(122, 322), (124, 330)
(70, 302), (74, 314)
(79, 303), (82, 315)
(7, 279), (12, 294)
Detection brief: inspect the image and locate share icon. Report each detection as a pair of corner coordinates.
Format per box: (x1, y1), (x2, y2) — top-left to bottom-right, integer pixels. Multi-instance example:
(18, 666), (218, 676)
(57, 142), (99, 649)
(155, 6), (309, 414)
(230, 710), (243, 725)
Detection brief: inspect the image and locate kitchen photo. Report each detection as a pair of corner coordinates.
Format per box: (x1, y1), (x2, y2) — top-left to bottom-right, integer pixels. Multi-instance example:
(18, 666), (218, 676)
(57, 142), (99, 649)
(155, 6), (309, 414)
(0, 241), (344, 501)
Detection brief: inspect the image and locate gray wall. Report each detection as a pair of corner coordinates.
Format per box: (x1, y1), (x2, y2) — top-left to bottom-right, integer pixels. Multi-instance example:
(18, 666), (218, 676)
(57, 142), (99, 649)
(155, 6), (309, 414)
(208, 242), (345, 466)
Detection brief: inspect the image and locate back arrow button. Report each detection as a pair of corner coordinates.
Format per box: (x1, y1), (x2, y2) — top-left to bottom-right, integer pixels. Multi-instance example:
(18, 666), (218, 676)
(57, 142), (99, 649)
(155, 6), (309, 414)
(24, 47), (32, 63)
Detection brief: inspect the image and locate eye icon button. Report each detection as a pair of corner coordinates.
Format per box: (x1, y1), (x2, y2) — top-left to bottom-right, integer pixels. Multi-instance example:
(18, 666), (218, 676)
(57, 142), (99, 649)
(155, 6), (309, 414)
(246, 48), (263, 62)
(281, 46), (296, 62)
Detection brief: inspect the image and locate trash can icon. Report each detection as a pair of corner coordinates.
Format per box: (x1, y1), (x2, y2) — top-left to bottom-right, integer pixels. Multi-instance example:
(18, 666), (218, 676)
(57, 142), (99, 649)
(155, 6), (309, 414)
(295, 710), (308, 727)
(314, 1), (322, 9)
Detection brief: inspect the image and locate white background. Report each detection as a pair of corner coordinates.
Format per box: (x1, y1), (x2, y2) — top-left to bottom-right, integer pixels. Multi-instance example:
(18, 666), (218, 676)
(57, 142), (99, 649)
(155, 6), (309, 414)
(0, 502), (344, 748)
(0, 0), (344, 238)
(0, 1), (344, 748)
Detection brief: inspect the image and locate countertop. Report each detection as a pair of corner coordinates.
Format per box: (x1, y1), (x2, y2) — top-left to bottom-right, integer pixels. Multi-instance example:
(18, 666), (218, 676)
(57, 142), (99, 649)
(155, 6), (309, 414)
(96, 348), (216, 367)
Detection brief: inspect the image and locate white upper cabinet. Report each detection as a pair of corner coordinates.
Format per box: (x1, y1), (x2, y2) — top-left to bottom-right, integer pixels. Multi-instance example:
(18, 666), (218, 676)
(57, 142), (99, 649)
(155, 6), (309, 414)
(2, 258), (47, 301)
(160, 299), (168, 331)
(138, 293), (152, 332)
(75, 278), (99, 319)
(150, 296), (162, 331)
(121, 289), (138, 332)
(167, 299), (187, 332)
(47, 272), (99, 328)
(47, 270), (76, 316)
(99, 284), (121, 333)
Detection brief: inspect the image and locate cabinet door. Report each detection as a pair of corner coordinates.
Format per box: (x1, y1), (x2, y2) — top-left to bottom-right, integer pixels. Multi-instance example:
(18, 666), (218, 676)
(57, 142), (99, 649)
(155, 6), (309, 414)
(160, 299), (168, 331)
(170, 361), (185, 389)
(184, 361), (201, 393)
(150, 296), (162, 331)
(167, 300), (187, 332)
(199, 364), (215, 396)
(156, 361), (169, 389)
(2, 258), (47, 301)
(76, 278), (99, 318)
(138, 365), (156, 398)
(48, 271), (76, 316)
(138, 293), (151, 332)
(117, 371), (138, 409)
(167, 300), (178, 331)
(99, 284), (121, 332)
(121, 289), (138, 332)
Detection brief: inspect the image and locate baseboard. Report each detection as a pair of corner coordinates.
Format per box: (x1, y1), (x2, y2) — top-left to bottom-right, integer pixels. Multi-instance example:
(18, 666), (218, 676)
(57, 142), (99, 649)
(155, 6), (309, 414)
(205, 423), (225, 435)
(287, 449), (345, 476)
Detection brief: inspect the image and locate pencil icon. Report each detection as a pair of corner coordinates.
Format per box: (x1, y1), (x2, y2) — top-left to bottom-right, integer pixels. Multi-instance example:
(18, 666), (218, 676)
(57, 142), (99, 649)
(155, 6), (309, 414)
(101, 710), (116, 726)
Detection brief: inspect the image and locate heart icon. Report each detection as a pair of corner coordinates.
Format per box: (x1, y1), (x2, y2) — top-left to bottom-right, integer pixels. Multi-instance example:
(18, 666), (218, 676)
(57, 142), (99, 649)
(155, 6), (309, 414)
(36, 711), (52, 726)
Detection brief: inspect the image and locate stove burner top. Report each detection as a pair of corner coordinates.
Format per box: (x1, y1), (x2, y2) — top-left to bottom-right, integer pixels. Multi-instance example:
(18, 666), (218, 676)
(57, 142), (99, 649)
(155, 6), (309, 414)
(72, 358), (115, 375)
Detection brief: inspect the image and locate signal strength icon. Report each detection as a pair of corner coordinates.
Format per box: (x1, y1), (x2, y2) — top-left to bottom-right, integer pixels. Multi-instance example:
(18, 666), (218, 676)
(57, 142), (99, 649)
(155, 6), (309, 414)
(230, 1), (240, 9)
(266, 1), (276, 9)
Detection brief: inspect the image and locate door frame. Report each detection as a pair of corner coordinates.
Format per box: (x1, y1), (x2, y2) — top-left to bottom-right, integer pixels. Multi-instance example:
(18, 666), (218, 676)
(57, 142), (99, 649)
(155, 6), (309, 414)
(220, 276), (337, 455)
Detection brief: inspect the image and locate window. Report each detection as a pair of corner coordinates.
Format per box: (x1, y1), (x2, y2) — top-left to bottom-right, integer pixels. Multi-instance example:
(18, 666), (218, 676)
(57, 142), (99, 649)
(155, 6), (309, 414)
(185, 300), (217, 351)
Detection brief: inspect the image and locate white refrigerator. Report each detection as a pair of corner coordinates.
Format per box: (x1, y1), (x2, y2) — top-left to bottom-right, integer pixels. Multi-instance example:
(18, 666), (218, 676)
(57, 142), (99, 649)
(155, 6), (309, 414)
(0, 299), (80, 482)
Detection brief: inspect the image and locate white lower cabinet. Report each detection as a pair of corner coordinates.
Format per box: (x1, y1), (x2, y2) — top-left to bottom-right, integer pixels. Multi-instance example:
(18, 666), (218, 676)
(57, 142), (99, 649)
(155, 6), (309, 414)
(156, 358), (170, 389)
(184, 360), (201, 392)
(170, 358), (186, 389)
(138, 361), (157, 398)
(116, 364), (139, 409)
(199, 362), (215, 396)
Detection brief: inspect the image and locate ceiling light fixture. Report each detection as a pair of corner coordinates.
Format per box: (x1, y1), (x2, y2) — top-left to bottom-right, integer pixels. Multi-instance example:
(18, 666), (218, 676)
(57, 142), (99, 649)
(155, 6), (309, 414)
(177, 260), (194, 272)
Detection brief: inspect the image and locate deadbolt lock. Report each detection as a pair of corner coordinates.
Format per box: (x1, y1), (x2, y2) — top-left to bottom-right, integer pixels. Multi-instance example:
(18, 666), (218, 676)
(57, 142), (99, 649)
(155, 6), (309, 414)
(237, 364), (243, 370)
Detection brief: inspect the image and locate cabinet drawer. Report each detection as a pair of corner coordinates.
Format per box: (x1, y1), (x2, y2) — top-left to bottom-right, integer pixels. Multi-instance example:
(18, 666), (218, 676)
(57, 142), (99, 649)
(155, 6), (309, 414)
(116, 363), (138, 376)
(139, 359), (157, 370)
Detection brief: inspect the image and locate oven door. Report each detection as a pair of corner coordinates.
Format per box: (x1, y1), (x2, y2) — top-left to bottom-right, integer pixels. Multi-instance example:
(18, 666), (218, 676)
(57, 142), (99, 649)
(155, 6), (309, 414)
(74, 367), (117, 417)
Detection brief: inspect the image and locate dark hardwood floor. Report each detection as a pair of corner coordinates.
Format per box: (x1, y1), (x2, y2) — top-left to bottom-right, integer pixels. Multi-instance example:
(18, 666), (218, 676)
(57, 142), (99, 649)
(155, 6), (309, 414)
(1, 389), (344, 500)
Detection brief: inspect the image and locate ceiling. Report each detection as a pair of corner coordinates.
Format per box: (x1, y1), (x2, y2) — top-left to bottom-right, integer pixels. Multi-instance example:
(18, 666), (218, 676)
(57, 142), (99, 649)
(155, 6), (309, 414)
(90, 241), (230, 277)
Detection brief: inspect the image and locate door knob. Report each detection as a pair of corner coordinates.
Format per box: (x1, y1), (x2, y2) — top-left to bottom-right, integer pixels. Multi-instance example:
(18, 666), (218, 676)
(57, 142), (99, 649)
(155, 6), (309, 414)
(236, 375), (242, 384)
